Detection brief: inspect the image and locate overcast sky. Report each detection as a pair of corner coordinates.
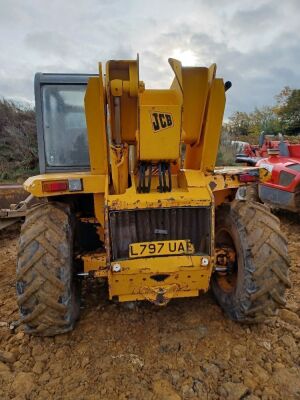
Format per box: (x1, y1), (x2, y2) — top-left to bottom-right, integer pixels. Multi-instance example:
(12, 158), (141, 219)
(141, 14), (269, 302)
(0, 0), (299, 116)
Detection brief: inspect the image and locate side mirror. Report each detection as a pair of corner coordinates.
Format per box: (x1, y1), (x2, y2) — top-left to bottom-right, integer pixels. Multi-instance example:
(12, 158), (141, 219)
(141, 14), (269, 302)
(224, 81), (232, 92)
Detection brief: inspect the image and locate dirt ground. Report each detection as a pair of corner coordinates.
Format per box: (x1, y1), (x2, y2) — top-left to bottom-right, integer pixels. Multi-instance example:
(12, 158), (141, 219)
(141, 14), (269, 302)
(0, 213), (299, 400)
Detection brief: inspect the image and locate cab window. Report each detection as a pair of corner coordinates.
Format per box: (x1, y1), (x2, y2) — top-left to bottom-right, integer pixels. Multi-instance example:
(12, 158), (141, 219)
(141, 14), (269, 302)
(42, 85), (90, 168)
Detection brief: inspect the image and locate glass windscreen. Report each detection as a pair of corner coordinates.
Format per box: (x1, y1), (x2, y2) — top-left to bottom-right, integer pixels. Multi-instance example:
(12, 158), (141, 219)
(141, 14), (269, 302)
(288, 163), (300, 172)
(42, 84), (90, 167)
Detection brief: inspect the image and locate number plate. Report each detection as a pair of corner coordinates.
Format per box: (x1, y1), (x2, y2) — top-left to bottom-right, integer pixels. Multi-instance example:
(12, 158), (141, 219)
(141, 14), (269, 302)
(129, 240), (194, 258)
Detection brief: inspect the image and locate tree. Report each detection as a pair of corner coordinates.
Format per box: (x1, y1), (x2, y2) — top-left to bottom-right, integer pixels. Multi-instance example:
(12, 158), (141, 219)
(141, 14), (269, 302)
(226, 86), (300, 139)
(274, 86), (293, 108)
(0, 100), (38, 181)
(226, 107), (280, 138)
(227, 111), (251, 136)
(248, 107), (281, 136)
(274, 87), (300, 135)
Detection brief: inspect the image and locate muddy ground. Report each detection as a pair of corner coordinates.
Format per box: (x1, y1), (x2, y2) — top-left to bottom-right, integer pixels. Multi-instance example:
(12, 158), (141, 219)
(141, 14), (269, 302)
(0, 213), (299, 400)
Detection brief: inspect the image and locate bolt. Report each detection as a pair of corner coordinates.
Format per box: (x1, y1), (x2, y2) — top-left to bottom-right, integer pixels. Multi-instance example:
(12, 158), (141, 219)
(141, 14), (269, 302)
(201, 257), (209, 266)
(112, 263), (122, 272)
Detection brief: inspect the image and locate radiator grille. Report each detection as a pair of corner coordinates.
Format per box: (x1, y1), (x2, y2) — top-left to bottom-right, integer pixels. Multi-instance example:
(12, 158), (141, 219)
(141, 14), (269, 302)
(109, 207), (211, 260)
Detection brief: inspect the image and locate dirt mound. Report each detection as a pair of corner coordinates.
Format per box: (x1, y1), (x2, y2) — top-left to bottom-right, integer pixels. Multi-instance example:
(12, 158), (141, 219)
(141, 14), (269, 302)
(0, 216), (299, 400)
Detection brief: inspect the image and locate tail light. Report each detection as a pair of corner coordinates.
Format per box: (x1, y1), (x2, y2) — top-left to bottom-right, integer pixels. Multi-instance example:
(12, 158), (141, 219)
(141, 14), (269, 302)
(42, 180), (68, 192)
(42, 179), (83, 193)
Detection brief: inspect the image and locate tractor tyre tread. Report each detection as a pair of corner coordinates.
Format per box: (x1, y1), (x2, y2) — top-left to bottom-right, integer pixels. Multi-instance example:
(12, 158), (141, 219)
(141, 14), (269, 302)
(212, 200), (291, 323)
(16, 202), (79, 336)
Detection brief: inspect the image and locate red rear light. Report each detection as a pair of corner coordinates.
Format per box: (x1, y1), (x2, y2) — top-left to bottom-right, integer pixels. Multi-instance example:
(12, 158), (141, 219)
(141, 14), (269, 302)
(238, 174), (257, 183)
(42, 180), (68, 192)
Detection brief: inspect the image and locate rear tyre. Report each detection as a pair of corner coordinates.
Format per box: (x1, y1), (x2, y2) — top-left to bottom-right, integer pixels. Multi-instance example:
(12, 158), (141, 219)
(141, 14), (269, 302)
(16, 202), (80, 336)
(212, 201), (291, 323)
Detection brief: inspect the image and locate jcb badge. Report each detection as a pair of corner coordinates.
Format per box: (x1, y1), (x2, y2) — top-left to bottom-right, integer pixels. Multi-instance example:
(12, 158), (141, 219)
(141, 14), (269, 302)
(151, 112), (173, 132)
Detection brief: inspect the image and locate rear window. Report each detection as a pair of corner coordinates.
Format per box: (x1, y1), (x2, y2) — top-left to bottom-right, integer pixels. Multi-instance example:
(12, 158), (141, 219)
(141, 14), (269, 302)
(42, 85), (90, 168)
(288, 163), (300, 173)
(279, 171), (295, 186)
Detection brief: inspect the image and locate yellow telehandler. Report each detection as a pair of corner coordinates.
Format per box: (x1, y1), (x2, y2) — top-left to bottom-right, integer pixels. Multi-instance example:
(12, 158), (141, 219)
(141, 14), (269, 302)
(16, 58), (290, 335)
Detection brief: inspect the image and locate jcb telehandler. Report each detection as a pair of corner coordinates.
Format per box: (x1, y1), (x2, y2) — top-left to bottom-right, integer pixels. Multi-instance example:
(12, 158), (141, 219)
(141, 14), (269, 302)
(16, 58), (290, 335)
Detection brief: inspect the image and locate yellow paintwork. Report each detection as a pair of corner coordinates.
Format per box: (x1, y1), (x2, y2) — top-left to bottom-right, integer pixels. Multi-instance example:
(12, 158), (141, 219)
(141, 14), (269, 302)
(23, 167), (247, 199)
(172, 66), (209, 145)
(81, 252), (107, 276)
(84, 69), (108, 175)
(110, 144), (129, 194)
(24, 172), (105, 197)
(106, 174), (212, 210)
(108, 255), (212, 302)
(129, 239), (194, 258)
(199, 79), (226, 171)
(23, 57), (270, 305)
(76, 69), (108, 225)
(110, 254), (211, 273)
(259, 166), (272, 182)
(138, 89), (182, 161)
(117, 290), (199, 303)
(81, 244), (212, 303)
(106, 59), (139, 144)
(185, 79), (225, 170)
(93, 192), (106, 230)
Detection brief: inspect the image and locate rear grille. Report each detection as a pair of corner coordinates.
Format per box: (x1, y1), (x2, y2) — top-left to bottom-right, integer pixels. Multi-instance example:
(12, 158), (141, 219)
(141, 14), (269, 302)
(109, 207), (211, 260)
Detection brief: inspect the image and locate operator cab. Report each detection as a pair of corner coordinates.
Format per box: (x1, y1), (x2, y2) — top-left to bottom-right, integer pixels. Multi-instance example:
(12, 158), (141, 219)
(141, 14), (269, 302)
(35, 73), (94, 173)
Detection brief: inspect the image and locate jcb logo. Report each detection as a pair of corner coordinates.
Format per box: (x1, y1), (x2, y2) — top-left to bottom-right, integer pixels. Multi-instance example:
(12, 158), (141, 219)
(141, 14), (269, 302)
(151, 112), (173, 132)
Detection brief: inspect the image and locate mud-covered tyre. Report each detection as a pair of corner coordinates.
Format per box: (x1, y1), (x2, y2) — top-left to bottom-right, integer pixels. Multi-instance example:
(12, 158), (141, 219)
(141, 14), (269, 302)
(16, 202), (80, 336)
(212, 201), (291, 323)
(245, 184), (260, 202)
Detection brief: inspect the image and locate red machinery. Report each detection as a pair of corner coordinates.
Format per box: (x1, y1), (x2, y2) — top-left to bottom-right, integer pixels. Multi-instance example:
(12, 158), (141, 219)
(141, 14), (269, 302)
(236, 133), (300, 212)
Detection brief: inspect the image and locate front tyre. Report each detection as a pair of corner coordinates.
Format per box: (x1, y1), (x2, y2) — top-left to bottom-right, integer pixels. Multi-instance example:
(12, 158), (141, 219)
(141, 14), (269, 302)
(212, 201), (291, 323)
(16, 202), (80, 336)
